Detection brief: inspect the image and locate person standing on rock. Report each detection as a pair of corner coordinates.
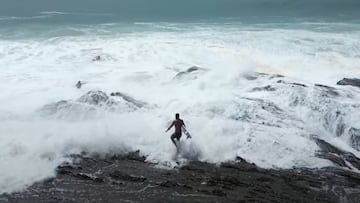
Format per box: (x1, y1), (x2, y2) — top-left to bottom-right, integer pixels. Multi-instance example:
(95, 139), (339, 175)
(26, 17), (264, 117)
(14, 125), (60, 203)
(166, 113), (188, 147)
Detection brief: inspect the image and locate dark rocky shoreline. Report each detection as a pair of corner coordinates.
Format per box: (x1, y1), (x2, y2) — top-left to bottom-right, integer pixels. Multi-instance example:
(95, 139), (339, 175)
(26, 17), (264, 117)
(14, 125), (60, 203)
(2, 138), (360, 203)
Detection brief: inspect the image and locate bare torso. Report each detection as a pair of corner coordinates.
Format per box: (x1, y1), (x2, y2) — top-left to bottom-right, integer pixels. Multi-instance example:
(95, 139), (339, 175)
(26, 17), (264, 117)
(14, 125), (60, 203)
(173, 119), (184, 134)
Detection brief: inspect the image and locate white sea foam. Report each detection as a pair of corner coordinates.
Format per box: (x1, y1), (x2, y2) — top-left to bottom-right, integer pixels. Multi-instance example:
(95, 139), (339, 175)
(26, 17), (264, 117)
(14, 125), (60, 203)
(0, 23), (360, 194)
(0, 15), (49, 21)
(39, 11), (68, 15)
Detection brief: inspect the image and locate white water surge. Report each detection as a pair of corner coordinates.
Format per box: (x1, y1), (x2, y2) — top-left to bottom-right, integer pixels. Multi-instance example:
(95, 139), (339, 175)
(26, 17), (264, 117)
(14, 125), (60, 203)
(0, 22), (360, 193)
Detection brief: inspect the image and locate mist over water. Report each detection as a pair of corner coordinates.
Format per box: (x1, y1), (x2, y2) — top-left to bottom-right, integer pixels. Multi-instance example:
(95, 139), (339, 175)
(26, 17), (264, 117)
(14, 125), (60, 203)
(1, 0), (360, 194)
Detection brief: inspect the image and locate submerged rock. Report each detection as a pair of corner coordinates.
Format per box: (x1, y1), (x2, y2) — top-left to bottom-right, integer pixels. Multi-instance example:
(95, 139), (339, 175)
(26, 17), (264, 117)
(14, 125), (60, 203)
(337, 78), (360, 88)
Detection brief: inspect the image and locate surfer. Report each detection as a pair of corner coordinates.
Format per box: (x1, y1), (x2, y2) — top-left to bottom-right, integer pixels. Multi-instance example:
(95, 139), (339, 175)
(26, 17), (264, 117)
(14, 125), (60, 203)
(166, 113), (186, 147)
(92, 55), (101, 61)
(76, 81), (82, 89)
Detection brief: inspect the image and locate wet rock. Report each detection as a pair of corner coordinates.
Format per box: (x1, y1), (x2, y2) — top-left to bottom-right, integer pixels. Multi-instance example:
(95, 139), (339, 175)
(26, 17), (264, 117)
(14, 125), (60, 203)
(3, 152), (360, 202)
(243, 74), (258, 80)
(110, 150), (146, 162)
(315, 84), (333, 89)
(187, 66), (201, 72)
(180, 162), (208, 173)
(336, 121), (346, 137)
(211, 189), (227, 197)
(39, 91), (122, 118)
(316, 151), (347, 168)
(235, 156), (247, 162)
(315, 84), (339, 96)
(243, 72), (283, 81)
(56, 168), (73, 175)
(175, 66), (207, 79)
(277, 80), (307, 87)
(158, 180), (182, 188)
(252, 85), (276, 92)
(269, 74), (285, 79)
(314, 137), (360, 170)
(76, 173), (104, 182)
(197, 188), (227, 197)
(337, 78), (360, 88)
(75, 91), (146, 109)
(221, 161), (260, 173)
(56, 162), (83, 175)
(207, 175), (244, 188)
(158, 180), (178, 187)
(158, 181), (192, 190)
(38, 90), (148, 119)
(109, 171), (146, 182)
(125, 150), (146, 162)
(350, 128), (360, 151)
(78, 91), (110, 105)
(110, 92), (147, 108)
(314, 137), (344, 155)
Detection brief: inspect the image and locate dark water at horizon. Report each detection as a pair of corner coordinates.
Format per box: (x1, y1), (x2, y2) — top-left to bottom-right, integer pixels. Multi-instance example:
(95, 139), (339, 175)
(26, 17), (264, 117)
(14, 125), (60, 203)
(1, 0), (360, 25)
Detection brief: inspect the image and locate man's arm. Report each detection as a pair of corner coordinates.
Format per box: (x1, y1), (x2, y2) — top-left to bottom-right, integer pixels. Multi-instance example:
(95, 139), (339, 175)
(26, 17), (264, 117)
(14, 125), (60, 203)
(165, 121), (174, 132)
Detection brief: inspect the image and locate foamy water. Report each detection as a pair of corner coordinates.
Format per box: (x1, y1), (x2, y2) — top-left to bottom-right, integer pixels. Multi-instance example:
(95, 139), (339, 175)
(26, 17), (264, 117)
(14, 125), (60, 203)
(1, 22), (360, 194)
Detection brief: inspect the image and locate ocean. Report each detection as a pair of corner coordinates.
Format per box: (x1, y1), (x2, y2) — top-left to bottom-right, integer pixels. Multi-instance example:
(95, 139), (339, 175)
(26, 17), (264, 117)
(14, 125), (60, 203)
(1, 0), (360, 194)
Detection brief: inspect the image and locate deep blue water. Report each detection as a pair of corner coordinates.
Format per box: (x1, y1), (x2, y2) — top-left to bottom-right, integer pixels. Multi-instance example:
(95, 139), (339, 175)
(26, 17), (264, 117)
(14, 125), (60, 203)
(0, 0), (359, 25)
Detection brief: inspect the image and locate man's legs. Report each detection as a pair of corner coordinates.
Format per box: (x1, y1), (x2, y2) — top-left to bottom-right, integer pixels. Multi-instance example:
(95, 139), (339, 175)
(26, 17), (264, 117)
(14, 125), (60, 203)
(171, 133), (180, 147)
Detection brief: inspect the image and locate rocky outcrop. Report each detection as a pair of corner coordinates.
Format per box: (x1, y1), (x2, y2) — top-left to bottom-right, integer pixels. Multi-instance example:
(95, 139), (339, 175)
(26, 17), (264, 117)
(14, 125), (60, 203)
(277, 79), (307, 87)
(2, 151), (360, 203)
(313, 136), (360, 170)
(251, 85), (276, 92)
(174, 66), (207, 79)
(349, 128), (360, 151)
(337, 78), (360, 88)
(38, 91), (148, 119)
(315, 84), (339, 97)
(243, 72), (284, 81)
(110, 92), (148, 108)
(77, 91), (112, 106)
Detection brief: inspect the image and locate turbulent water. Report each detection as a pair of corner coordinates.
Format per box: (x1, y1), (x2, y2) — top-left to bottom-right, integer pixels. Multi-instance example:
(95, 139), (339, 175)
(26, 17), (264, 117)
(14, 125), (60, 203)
(1, 0), (360, 194)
